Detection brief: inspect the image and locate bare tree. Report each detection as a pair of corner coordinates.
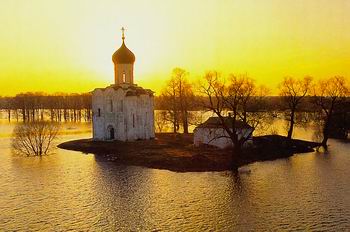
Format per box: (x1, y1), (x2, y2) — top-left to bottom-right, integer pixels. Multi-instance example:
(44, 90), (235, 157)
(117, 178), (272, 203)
(278, 76), (312, 139)
(243, 85), (273, 135)
(238, 76), (255, 123)
(11, 121), (60, 157)
(174, 68), (194, 134)
(313, 76), (349, 148)
(154, 111), (168, 133)
(198, 71), (266, 169)
(158, 68), (194, 133)
(159, 77), (179, 133)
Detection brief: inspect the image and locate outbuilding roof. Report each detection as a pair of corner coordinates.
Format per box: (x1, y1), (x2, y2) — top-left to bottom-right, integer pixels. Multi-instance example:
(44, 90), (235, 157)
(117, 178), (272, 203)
(197, 117), (253, 129)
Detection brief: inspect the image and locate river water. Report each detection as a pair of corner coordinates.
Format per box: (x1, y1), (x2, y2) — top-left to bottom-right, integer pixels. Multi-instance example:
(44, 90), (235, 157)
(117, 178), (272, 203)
(0, 120), (350, 231)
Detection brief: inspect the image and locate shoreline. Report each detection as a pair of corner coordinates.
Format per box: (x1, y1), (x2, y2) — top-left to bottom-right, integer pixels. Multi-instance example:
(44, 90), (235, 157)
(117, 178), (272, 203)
(57, 133), (321, 172)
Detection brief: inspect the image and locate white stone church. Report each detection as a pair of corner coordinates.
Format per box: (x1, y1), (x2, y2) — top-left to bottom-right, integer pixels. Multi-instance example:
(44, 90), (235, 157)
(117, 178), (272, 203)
(92, 29), (155, 141)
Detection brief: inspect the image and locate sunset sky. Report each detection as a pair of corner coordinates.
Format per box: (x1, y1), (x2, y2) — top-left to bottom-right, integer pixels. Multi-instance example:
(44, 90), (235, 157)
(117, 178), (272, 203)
(1, 0), (349, 96)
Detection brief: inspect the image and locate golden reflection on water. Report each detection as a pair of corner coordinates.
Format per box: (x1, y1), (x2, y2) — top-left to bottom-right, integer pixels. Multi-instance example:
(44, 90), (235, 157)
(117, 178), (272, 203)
(0, 121), (350, 230)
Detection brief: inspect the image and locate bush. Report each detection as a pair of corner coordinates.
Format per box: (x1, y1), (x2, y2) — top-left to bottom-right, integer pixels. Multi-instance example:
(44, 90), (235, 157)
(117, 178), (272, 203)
(11, 121), (59, 156)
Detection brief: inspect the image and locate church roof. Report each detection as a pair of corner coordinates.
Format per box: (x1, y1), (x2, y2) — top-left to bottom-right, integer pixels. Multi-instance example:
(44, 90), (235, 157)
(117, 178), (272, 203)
(116, 84), (153, 96)
(197, 117), (253, 129)
(94, 84), (153, 97)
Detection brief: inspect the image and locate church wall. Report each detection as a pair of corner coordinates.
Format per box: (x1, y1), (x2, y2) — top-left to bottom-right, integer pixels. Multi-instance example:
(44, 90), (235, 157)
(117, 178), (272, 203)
(112, 89), (126, 141)
(125, 96), (136, 141)
(92, 86), (155, 141)
(124, 94), (155, 141)
(92, 89), (105, 140)
(149, 96), (155, 138)
(103, 88), (116, 140)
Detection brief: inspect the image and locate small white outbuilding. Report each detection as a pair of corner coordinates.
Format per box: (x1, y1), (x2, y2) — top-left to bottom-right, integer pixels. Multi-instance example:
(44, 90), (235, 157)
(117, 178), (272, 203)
(194, 117), (254, 149)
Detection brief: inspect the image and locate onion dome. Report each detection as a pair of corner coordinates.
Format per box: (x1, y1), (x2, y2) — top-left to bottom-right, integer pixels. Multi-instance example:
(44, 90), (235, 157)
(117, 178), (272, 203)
(112, 27), (135, 64)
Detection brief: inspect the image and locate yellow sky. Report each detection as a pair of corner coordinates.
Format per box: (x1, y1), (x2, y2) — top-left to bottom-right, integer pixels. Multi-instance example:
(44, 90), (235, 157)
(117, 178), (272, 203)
(0, 0), (349, 96)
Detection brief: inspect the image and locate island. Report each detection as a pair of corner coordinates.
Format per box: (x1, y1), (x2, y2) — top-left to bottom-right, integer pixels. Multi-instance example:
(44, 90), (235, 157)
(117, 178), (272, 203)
(58, 133), (321, 172)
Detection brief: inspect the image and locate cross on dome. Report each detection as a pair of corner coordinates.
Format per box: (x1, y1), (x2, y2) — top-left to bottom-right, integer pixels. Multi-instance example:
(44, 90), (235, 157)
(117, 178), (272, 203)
(112, 26), (135, 64)
(121, 27), (126, 41)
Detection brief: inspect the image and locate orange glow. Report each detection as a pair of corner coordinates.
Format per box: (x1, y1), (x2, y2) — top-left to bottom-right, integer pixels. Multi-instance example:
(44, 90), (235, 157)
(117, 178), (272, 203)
(1, 0), (350, 96)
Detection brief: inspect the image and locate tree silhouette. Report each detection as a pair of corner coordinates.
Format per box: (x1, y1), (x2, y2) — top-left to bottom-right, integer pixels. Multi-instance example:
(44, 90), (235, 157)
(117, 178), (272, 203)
(279, 76), (312, 139)
(313, 76), (349, 148)
(11, 121), (60, 157)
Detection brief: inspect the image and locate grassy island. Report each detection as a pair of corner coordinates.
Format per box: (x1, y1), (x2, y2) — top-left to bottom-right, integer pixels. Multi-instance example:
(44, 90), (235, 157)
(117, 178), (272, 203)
(58, 133), (321, 172)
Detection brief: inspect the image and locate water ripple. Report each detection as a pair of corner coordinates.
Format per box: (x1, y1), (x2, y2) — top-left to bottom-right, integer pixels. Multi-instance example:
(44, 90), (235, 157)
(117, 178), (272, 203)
(0, 133), (350, 231)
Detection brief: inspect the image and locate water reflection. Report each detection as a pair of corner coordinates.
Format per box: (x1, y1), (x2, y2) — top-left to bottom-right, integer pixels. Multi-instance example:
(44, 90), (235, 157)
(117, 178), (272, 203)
(0, 122), (350, 230)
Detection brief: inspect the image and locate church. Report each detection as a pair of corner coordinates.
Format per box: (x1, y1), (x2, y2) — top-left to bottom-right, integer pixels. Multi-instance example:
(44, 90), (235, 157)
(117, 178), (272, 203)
(92, 28), (155, 141)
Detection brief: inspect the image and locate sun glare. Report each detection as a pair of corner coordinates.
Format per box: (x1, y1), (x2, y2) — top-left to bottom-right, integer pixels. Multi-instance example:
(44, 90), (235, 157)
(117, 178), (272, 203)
(0, 0), (349, 95)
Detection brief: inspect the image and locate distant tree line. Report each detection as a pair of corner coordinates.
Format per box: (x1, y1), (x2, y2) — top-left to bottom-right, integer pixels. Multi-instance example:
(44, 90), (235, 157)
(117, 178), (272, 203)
(0, 93), (92, 122)
(1, 70), (349, 150)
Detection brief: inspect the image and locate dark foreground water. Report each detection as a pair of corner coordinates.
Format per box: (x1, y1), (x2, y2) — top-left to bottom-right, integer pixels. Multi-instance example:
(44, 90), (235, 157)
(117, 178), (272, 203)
(0, 122), (350, 231)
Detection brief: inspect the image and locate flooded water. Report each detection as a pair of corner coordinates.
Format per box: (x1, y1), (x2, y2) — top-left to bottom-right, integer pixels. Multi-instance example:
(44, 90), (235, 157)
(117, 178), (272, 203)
(0, 120), (350, 231)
